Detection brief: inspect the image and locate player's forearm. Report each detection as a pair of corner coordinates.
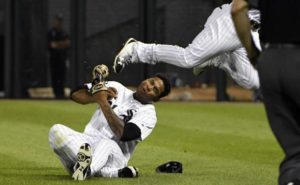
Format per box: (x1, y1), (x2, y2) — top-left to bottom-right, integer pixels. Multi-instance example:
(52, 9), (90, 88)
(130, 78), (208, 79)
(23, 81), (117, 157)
(93, 95), (124, 139)
(231, 0), (259, 63)
(71, 89), (94, 104)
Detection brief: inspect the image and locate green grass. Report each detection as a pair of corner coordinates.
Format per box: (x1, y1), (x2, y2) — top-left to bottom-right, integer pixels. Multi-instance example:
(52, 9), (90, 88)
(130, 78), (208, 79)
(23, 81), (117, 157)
(0, 100), (282, 185)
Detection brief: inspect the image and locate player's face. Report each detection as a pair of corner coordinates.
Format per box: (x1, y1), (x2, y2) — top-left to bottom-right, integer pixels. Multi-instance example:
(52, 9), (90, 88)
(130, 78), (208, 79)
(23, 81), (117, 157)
(136, 77), (165, 102)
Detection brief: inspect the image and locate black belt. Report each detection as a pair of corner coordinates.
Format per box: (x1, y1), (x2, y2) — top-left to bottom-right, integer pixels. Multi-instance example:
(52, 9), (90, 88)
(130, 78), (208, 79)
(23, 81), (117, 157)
(264, 43), (300, 49)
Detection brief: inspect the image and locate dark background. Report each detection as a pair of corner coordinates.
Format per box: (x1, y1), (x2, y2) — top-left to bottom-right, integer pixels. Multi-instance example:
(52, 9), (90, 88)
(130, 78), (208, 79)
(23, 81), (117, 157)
(0, 0), (232, 98)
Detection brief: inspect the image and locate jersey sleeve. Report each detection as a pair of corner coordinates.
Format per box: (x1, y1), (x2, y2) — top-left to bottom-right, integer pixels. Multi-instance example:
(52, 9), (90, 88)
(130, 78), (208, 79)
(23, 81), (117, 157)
(127, 105), (157, 141)
(106, 81), (125, 93)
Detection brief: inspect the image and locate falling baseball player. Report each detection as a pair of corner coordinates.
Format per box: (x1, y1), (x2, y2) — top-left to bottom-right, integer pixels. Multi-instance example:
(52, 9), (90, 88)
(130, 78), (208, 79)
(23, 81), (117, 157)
(113, 2), (261, 90)
(48, 64), (171, 180)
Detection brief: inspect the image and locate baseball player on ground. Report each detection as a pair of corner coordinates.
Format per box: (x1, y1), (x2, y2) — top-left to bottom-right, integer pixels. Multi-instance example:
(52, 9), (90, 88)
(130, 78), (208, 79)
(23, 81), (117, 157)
(113, 2), (261, 90)
(48, 64), (171, 180)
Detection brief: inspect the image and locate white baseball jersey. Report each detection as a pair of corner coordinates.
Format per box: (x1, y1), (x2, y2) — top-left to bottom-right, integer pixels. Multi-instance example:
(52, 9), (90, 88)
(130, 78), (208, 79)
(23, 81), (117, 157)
(84, 81), (157, 160)
(131, 3), (260, 89)
(49, 81), (157, 178)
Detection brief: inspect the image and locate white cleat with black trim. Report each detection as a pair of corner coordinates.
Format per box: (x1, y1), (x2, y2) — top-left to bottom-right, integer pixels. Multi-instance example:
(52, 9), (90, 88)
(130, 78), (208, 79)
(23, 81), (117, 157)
(193, 56), (223, 76)
(113, 38), (137, 73)
(72, 143), (92, 180)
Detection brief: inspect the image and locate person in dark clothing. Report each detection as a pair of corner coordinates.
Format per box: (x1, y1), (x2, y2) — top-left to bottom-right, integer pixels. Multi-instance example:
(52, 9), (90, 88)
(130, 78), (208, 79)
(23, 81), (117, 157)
(232, 0), (300, 185)
(48, 14), (70, 99)
(0, 35), (4, 92)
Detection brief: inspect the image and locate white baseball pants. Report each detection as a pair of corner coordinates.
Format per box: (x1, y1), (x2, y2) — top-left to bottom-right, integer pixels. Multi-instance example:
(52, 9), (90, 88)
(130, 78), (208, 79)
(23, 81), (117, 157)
(131, 3), (259, 89)
(48, 124), (127, 178)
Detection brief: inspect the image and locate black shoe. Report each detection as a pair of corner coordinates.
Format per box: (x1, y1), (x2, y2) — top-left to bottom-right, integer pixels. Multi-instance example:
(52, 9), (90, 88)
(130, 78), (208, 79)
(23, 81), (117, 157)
(118, 166), (139, 178)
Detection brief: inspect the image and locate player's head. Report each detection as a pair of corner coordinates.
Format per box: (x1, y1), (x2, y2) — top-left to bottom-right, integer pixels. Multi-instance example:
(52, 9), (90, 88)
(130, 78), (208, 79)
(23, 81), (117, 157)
(53, 13), (64, 29)
(135, 74), (171, 103)
(155, 74), (171, 99)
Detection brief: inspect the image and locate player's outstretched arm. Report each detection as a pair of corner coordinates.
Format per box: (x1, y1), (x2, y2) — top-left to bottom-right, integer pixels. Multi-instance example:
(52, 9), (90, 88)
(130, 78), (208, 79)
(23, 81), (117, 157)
(71, 64), (111, 105)
(70, 88), (94, 105)
(71, 87), (117, 105)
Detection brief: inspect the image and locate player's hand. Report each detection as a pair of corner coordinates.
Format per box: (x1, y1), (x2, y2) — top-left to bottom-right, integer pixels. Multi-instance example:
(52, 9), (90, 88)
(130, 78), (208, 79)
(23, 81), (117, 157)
(90, 64), (109, 95)
(93, 88), (108, 99)
(107, 87), (118, 100)
(90, 81), (108, 95)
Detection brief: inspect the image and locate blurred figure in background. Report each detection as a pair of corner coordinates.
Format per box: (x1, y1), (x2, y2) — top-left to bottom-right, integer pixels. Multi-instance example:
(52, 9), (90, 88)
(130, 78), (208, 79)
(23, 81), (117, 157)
(0, 35), (4, 94)
(48, 14), (70, 99)
(232, 0), (300, 184)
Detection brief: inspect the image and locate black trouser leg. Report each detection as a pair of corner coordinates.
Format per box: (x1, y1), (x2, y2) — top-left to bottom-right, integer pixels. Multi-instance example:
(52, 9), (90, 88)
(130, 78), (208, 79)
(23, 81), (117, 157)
(258, 48), (300, 185)
(50, 59), (66, 99)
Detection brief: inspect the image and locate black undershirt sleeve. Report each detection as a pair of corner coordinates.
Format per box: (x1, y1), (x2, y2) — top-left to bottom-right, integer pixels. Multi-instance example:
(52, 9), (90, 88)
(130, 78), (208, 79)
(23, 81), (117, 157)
(120, 122), (141, 142)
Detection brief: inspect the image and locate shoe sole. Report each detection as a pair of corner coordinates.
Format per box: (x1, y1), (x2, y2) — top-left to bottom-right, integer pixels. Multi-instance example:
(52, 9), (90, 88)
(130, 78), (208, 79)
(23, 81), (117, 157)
(113, 38), (137, 73)
(72, 143), (92, 180)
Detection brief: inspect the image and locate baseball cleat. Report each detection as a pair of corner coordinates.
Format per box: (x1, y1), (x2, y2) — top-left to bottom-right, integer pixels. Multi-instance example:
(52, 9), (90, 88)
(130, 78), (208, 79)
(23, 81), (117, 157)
(118, 166), (139, 178)
(193, 65), (206, 76)
(72, 143), (92, 180)
(113, 38), (137, 73)
(193, 57), (222, 76)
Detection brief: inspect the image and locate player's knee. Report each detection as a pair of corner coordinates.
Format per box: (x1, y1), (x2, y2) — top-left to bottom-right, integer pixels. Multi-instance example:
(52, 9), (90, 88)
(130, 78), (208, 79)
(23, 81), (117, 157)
(182, 61), (196, 68)
(49, 124), (67, 148)
(252, 83), (260, 90)
(247, 78), (260, 90)
(183, 47), (204, 68)
(49, 124), (64, 135)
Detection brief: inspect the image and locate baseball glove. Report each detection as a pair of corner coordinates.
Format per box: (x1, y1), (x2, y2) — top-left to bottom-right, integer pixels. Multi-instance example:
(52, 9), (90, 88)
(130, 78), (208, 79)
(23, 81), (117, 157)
(90, 64), (109, 95)
(155, 161), (183, 173)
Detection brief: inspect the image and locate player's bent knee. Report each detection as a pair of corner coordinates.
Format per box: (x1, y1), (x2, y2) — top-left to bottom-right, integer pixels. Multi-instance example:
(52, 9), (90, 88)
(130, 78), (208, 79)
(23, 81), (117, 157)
(247, 80), (260, 90)
(49, 124), (64, 136)
(183, 52), (205, 68)
(49, 124), (68, 149)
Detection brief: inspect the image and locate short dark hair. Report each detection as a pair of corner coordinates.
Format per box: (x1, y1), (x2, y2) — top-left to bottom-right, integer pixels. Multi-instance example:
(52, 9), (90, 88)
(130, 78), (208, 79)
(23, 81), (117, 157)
(155, 73), (171, 99)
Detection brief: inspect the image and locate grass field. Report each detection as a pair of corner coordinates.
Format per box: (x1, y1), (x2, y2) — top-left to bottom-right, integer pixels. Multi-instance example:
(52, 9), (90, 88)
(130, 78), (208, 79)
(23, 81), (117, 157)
(0, 100), (282, 185)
